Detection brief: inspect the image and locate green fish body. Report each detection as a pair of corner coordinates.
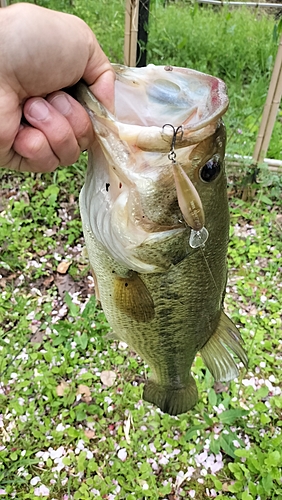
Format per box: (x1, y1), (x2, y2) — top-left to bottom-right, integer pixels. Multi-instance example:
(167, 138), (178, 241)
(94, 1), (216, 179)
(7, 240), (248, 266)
(77, 65), (247, 416)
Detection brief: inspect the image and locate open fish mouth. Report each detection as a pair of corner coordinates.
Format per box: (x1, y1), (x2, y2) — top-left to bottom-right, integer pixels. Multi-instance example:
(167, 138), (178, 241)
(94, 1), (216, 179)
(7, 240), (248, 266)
(77, 64), (229, 151)
(113, 64), (229, 138)
(76, 65), (229, 272)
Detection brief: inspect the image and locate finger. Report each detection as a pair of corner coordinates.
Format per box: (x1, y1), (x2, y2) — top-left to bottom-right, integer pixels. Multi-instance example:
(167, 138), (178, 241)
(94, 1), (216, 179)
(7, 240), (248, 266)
(88, 67), (116, 114)
(46, 91), (94, 151)
(23, 96), (81, 166)
(82, 34), (115, 113)
(11, 125), (59, 173)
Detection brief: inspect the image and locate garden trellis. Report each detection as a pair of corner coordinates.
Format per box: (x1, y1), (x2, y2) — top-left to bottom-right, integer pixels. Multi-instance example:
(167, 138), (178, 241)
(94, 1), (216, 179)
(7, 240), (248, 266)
(125, 0), (282, 172)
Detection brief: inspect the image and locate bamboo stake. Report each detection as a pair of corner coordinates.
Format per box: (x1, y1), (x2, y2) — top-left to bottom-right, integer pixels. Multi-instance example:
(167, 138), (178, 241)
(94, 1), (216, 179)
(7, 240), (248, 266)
(124, 0), (139, 67)
(124, 0), (132, 66)
(227, 162), (282, 173)
(130, 0), (139, 66)
(196, 0), (282, 8)
(258, 64), (282, 162)
(252, 35), (282, 164)
(226, 154), (282, 173)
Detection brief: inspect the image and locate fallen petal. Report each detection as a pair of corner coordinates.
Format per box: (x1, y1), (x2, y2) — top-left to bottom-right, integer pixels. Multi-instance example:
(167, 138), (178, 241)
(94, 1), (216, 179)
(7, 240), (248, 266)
(100, 370), (116, 387)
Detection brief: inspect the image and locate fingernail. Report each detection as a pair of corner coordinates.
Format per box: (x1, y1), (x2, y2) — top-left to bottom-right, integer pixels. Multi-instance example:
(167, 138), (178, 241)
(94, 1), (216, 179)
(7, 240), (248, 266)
(28, 99), (49, 121)
(49, 94), (72, 115)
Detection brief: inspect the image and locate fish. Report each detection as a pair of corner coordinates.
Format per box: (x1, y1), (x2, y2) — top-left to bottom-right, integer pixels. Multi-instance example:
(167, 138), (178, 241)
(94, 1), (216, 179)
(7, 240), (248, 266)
(76, 64), (248, 416)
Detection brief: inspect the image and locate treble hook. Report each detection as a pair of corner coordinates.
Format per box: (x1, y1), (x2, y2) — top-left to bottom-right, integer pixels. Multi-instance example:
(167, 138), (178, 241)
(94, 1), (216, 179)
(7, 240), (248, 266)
(162, 124), (184, 163)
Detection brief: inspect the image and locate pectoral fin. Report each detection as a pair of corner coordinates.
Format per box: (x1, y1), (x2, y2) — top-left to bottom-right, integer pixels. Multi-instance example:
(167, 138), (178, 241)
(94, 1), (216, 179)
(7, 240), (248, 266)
(200, 311), (248, 382)
(113, 272), (155, 323)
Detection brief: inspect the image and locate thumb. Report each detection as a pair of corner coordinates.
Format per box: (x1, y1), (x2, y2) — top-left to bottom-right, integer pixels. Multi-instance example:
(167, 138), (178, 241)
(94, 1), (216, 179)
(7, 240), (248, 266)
(82, 32), (115, 113)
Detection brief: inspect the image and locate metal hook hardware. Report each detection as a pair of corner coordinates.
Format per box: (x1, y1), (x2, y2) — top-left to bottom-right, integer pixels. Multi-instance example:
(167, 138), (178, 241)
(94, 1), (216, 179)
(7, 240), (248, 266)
(162, 124), (184, 163)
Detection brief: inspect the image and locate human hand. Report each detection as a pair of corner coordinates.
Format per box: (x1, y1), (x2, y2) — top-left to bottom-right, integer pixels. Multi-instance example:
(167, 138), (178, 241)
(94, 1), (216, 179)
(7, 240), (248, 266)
(0, 3), (115, 173)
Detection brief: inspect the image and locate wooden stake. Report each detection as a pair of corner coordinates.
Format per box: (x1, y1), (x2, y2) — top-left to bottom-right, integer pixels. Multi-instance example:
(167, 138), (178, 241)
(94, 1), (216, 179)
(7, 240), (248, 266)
(124, 0), (139, 66)
(226, 154), (282, 174)
(124, 0), (132, 66)
(0, 1), (7, 7)
(252, 35), (282, 164)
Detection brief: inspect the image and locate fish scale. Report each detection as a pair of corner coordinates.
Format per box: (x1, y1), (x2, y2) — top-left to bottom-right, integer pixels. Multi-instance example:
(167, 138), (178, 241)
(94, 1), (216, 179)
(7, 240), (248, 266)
(77, 64), (248, 415)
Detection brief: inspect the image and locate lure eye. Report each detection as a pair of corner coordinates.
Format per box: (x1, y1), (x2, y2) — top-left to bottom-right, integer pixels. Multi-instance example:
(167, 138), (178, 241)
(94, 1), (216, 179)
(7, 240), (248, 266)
(199, 156), (221, 183)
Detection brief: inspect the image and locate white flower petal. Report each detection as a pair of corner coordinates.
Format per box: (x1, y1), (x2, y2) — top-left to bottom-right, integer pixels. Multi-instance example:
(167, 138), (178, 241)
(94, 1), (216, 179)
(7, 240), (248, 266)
(117, 448), (127, 462)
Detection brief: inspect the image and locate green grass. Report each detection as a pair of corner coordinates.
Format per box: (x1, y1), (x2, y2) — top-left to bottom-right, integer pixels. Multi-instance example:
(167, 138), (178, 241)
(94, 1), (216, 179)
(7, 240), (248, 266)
(0, 167), (281, 498)
(1, 1), (282, 498)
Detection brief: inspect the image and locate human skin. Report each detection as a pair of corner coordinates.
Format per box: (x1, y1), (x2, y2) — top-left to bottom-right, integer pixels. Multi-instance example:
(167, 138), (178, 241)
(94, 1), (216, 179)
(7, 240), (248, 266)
(0, 2), (115, 173)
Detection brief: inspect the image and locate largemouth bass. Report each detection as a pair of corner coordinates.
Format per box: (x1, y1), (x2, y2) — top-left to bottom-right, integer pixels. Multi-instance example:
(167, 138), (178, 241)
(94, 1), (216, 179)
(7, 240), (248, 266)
(77, 64), (247, 416)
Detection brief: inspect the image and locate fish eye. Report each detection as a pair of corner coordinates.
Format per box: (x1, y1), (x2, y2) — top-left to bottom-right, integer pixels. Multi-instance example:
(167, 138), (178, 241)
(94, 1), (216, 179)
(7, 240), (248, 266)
(199, 155), (221, 183)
